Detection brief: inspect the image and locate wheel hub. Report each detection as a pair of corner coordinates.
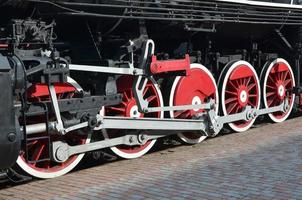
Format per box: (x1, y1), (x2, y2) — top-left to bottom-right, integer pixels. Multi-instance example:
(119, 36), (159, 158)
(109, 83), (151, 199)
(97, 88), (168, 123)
(237, 87), (249, 107)
(129, 105), (141, 118)
(192, 96), (202, 112)
(126, 100), (143, 118)
(276, 83), (285, 100)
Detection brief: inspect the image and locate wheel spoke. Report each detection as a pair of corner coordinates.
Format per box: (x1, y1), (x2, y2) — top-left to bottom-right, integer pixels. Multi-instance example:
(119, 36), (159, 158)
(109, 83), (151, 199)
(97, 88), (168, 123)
(183, 111), (192, 118)
(109, 106), (126, 112)
(247, 101), (254, 107)
(226, 102), (238, 114)
(122, 91), (129, 102)
(284, 79), (292, 87)
(31, 143), (45, 162)
(225, 90), (238, 96)
(247, 83), (256, 92)
(268, 75), (275, 83)
(174, 110), (186, 118)
(27, 140), (38, 148)
(282, 71), (289, 82)
(235, 106), (241, 114)
(225, 97), (237, 104)
(147, 95), (157, 103)
(277, 72), (282, 81)
(267, 98), (276, 107)
(143, 86), (149, 96)
(229, 80), (237, 89)
(266, 84), (276, 90)
(266, 92), (275, 98)
(244, 77), (251, 87)
(248, 94), (257, 99)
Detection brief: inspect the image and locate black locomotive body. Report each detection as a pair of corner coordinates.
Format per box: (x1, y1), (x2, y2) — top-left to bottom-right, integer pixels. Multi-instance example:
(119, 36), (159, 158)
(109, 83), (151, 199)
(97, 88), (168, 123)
(0, 0), (301, 179)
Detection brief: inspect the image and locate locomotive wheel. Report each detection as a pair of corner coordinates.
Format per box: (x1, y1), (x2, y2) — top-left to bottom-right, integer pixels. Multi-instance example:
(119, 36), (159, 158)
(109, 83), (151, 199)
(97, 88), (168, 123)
(218, 61), (261, 132)
(260, 58), (295, 123)
(15, 78), (91, 179)
(169, 63), (219, 144)
(103, 76), (164, 159)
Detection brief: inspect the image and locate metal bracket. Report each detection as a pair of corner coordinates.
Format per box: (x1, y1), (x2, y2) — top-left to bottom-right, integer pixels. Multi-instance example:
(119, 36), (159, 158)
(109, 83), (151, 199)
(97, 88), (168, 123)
(133, 75), (149, 112)
(49, 85), (65, 134)
(52, 134), (141, 163)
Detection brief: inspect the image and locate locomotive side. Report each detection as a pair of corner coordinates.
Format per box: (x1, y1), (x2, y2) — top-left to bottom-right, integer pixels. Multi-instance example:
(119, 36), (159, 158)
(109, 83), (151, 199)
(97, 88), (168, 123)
(0, 0), (301, 179)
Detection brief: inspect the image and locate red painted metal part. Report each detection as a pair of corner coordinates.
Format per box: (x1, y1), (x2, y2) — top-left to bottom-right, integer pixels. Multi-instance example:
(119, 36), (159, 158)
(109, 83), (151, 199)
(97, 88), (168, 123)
(0, 44), (8, 48)
(150, 54), (191, 75)
(229, 65), (254, 80)
(27, 83), (76, 99)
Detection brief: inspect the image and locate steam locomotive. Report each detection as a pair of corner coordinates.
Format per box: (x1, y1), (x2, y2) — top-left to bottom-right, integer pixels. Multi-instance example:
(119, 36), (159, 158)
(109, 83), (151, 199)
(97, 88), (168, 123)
(0, 0), (301, 179)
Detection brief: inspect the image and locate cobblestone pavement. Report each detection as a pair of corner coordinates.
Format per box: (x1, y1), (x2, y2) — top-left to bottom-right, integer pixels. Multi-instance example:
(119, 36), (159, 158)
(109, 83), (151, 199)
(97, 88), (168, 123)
(1, 116), (302, 200)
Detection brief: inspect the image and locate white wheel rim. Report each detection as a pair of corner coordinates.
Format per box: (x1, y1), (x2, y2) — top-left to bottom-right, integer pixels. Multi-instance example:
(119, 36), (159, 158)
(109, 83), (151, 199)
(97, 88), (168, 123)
(218, 61), (261, 132)
(169, 63), (219, 144)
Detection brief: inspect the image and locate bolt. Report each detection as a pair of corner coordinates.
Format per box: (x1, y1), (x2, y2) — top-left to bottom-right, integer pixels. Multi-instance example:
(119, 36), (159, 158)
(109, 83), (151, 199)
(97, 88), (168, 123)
(129, 136), (133, 143)
(253, 112), (258, 118)
(56, 147), (67, 162)
(7, 133), (16, 142)
(140, 134), (145, 141)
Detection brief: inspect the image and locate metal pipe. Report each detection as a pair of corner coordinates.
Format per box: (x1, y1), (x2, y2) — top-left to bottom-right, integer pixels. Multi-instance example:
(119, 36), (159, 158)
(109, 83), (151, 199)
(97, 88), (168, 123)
(22, 122), (55, 135)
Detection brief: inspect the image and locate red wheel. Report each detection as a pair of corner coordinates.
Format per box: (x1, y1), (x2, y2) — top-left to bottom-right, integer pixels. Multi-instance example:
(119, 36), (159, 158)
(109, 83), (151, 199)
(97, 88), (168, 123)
(260, 58), (295, 123)
(218, 61), (260, 132)
(103, 76), (163, 159)
(169, 64), (219, 144)
(15, 77), (91, 179)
